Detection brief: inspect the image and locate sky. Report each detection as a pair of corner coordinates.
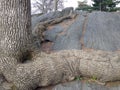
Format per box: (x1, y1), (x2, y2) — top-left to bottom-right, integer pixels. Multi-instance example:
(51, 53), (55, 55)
(31, 0), (93, 14)
(64, 0), (93, 8)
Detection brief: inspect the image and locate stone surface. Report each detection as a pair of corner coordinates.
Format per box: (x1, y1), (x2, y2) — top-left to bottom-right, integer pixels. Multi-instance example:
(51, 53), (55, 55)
(44, 26), (64, 42)
(61, 7), (74, 16)
(43, 11), (120, 51)
(31, 11), (62, 29)
(42, 11), (87, 51)
(84, 12), (120, 51)
(53, 81), (108, 90)
(31, 7), (75, 30)
(32, 10), (120, 52)
(52, 14), (84, 50)
(38, 81), (120, 90)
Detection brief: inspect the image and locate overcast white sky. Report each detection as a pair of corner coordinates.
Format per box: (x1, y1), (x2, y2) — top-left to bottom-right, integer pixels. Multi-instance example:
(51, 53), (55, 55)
(31, 0), (93, 8)
(64, 0), (93, 8)
(31, 0), (93, 13)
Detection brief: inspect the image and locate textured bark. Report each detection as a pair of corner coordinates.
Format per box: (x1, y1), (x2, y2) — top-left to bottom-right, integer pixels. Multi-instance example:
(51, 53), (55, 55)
(10, 50), (120, 90)
(54, 0), (58, 11)
(0, 0), (33, 89)
(0, 0), (120, 90)
(0, 0), (32, 58)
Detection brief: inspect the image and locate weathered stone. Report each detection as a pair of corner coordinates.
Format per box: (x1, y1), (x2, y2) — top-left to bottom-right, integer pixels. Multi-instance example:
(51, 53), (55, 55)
(44, 26), (64, 41)
(84, 12), (120, 51)
(53, 81), (108, 90)
(31, 11), (62, 29)
(31, 7), (75, 30)
(52, 14), (85, 50)
(40, 11), (120, 51)
(61, 7), (74, 16)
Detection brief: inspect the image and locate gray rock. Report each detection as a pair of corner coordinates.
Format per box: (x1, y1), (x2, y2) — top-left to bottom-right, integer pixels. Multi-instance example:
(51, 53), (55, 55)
(84, 12), (120, 51)
(75, 10), (88, 15)
(31, 11), (62, 29)
(61, 7), (74, 16)
(52, 14), (85, 50)
(32, 11), (120, 51)
(31, 7), (75, 30)
(46, 11), (120, 51)
(38, 81), (120, 90)
(44, 26), (64, 41)
(53, 81), (109, 90)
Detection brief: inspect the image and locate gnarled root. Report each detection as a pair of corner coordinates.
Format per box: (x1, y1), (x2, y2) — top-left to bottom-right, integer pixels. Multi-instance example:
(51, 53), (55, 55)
(1, 50), (120, 90)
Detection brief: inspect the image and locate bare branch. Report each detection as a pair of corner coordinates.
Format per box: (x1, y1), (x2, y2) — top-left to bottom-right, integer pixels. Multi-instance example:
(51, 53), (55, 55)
(32, 0), (64, 14)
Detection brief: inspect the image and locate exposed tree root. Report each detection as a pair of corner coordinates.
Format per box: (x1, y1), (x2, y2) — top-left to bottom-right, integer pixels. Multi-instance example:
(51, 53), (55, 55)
(1, 50), (120, 90)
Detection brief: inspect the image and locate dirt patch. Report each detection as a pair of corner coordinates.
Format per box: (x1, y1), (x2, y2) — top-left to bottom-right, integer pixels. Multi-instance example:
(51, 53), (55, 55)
(41, 41), (54, 53)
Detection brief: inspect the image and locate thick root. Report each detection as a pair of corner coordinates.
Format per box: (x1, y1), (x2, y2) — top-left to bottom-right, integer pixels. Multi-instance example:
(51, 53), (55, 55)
(1, 50), (120, 90)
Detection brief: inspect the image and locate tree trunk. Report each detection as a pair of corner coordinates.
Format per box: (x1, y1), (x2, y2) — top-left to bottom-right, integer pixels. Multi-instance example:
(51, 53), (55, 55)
(0, 0), (33, 89)
(54, 0), (58, 11)
(0, 0), (120, 90)
(0, 0), (32, 59)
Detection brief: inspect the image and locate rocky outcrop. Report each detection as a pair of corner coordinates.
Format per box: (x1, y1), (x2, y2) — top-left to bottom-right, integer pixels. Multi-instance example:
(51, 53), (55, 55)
(84, 12), (120, 51)
(30, 10), (120, 89)
(32, 10), (120, 52)
(31, 7), (74, 30)
(32, 11), (77, 50)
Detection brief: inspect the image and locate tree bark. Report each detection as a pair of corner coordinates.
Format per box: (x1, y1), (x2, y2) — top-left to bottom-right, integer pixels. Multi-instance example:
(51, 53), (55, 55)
(0, 0), (33, 89)
(54, 0), (58, 11)
(0, 0), (32, 59)
(0, 0), (120, 90)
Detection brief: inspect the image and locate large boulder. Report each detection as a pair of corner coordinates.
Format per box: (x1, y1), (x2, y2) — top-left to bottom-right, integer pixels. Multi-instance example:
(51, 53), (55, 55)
(45, 11), (120, 51)
(84, 12), (120, 51)
(31, 11), (62, 29)
(31, 7), (75, 30)
(61, 7), (74, 16)
(32, 10), (120, 52)
(44, 26), (64, 42)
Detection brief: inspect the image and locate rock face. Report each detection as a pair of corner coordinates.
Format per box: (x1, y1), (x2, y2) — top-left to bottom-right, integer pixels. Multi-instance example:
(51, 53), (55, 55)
(84, 12), (120, 51)
(39, 81), (120, 90)
(31, 8), (74, 30)
(32, 8), (120, 52)
(53, 81), (108, 90)
(31, 11), (62, 29)
(44, 26), (64, 42)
